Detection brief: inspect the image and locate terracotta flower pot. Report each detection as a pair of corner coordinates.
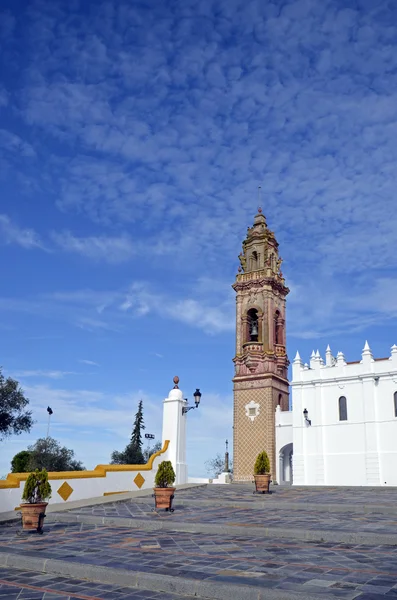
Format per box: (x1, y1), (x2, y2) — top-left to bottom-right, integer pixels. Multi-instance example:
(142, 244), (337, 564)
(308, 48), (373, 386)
(254, 473), (271, 494)
(20, 502), (48, 532)
(153, 487), (175, 511)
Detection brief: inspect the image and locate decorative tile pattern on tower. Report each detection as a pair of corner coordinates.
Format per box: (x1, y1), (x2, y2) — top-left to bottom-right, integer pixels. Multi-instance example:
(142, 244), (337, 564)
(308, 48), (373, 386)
(233, 208), (290, 482)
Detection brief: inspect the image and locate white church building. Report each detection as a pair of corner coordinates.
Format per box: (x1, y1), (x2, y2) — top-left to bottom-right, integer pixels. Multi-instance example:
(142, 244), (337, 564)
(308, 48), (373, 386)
(276, 342), (397, 487)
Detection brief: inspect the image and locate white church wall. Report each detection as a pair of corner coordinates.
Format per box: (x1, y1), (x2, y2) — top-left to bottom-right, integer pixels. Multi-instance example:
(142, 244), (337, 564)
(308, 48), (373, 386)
(275, 406), (293, 484)
(0, 378), (206, 516)
(0, 442), (170, 515)
(291, 343), (397, 486)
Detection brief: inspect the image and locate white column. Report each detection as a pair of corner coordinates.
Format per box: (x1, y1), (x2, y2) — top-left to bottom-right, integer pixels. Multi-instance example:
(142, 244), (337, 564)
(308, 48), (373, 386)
(161, 380), (188, 485)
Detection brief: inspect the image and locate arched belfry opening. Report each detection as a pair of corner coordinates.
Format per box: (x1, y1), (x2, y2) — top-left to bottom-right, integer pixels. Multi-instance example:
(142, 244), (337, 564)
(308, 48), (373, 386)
(274, 310), (283, 345)
(250, 251), (259, 271)
(247, 308), (259, 342)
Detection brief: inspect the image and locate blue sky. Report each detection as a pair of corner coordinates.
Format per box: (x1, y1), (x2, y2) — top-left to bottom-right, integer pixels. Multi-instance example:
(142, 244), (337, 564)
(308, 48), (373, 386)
(1, 0), (397, 477)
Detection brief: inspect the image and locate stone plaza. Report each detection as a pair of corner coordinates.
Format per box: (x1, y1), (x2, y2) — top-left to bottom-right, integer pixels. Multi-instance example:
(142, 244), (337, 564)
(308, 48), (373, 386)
(1, 483), (397, 600)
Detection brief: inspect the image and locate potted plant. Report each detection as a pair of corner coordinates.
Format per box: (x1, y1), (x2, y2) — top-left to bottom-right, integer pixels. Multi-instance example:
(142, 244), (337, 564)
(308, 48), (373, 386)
(253, 451), (271, 494)
(153, 460), (176, 511)
(20, 469), (52, 533)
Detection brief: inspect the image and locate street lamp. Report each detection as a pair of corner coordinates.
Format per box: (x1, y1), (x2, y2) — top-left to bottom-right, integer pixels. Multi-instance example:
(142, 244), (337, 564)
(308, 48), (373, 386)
(182, 389), (202, 415)
(303, 408), (311, 426)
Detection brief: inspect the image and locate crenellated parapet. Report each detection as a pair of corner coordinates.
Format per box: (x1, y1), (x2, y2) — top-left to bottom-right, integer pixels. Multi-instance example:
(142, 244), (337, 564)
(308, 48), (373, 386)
(292, 341), (397, 384)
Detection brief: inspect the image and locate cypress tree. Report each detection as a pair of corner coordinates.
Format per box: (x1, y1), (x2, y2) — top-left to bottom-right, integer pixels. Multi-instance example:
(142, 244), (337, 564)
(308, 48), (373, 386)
(111, 400), (146, 465)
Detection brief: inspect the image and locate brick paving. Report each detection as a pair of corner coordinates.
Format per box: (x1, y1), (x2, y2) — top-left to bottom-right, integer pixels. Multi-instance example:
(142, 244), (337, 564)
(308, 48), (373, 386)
(0, 566), (194, 600)
(1, 484), (397, 600)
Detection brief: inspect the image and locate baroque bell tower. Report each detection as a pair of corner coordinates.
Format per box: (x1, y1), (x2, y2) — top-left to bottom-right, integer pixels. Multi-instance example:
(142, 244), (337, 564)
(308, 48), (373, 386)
(232, 208), (289, 482)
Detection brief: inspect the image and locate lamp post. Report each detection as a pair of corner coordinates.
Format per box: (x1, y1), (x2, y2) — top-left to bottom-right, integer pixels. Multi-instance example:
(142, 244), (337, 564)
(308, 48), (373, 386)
(182, 388), (202, 415)
(225, 439), (230, 473)
(162, 377), (201, 485)
(46, 406), (53, 438)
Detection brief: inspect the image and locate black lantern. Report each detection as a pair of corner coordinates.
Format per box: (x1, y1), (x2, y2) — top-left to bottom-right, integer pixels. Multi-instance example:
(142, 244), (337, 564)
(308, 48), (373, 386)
(303, 408), (311, 426)
(182, 388), (202, 415)
(193, 389), (202, 408)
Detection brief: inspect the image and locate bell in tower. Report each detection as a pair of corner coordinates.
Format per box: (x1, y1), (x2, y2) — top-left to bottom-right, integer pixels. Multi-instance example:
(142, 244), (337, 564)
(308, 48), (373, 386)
(248, 309), (258, 342)
(232, 206), (290, 483)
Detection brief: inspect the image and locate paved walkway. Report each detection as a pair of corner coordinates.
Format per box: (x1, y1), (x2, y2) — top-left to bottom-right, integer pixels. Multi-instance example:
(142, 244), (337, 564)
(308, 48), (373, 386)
(176, 484), (397, 507)
(1, 484), (397, 600)
(0, 565), (193, 600)
(58, 500), (397, 534)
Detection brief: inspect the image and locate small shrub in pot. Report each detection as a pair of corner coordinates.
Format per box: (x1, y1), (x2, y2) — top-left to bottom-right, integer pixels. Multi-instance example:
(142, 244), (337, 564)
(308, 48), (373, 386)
(155, 460), (175, 487)
(254, 451), (270, 475)
(253, 451), (271, 494)
(20, 469), (52, 532)
(154, 460), (176, 511)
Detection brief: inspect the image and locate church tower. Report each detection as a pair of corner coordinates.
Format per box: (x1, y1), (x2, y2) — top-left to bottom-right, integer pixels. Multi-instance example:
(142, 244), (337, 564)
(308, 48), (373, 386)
(232, 208), (289, 482)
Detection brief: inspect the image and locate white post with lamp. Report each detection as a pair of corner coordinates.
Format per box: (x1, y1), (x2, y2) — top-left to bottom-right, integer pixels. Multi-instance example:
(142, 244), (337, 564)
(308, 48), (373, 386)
(161, 376), (202, 485)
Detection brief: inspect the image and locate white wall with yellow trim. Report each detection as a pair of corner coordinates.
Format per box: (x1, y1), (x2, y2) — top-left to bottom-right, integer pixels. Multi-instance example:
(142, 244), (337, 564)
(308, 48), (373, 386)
(0, 441), (169, 514)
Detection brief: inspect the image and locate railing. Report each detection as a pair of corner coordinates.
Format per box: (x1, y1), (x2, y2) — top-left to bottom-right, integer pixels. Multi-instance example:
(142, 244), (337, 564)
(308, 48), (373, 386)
(275, 344), (286, 356)
(242, 341), (263, 352)
(235, 269), (286, 285)
(236, 269), (268, 282)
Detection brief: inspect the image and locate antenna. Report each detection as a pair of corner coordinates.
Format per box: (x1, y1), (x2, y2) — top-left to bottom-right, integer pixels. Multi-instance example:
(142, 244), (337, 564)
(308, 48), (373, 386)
(258, 185), (262, 212)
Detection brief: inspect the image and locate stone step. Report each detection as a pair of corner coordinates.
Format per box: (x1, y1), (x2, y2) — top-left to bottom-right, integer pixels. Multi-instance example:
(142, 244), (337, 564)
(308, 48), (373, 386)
(0, 550), (367, 600)
(130, 496), (397, 515)
(47, 511), (397, 546)
(0, 564), (192, 600)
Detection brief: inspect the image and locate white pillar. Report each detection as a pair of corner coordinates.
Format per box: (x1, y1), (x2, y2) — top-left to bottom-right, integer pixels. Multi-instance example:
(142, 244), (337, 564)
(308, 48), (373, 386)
(161, 378), (188, 485)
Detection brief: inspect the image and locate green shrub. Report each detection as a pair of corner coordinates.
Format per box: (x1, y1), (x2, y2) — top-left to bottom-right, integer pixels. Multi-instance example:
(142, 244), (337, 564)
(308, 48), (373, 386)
(154, 460), (176, 488)
(254, 451), (270, 475)
(11, 450), (32, 473)
(21, 469), (52, 503)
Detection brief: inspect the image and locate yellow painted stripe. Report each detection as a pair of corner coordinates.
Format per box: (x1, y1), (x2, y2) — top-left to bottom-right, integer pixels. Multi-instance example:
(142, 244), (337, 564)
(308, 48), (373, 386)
(103, 491), (129, 496)
(0, 440), (169, 489)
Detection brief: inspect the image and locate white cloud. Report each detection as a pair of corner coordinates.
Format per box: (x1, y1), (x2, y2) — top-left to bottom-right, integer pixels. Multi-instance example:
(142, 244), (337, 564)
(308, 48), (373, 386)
(51, 231), (136, 263)
(0, 0), (397, 346)
(0, 214), (43, 250)
(75, 316), (121, 333)
(0, 129), (36, 157)
(79, 359), (100, 367)
(0, 90), (9, 107)
(13, 370), (77, 379)
(0, 279), (234, 336)
(118, 280), (234, 334)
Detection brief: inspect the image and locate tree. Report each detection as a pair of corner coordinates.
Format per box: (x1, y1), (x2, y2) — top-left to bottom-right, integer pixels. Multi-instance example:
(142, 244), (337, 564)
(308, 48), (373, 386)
(0, 368), (33, 440)
(205, 453), (233, 477)
(129, 399), (145, 458)
(11, 450), (32, 473)
(111, 400), (145, 465)
(26, 437), (85, 472)
(143, 441), (162, 463)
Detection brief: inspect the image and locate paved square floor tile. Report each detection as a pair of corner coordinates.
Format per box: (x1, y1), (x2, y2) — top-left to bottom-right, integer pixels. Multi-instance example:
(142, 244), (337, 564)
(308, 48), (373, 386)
(2, 485), (397, 600)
